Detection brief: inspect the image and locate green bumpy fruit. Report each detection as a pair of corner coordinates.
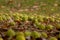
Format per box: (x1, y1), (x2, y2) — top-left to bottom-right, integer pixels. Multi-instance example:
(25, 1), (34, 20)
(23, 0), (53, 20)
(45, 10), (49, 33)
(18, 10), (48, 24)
(49, 37), (57, 40)
(46, 24), (54, 30)
(6, 29), (15, 37)
(37, 15), (44, 22)
(49, 17), (55, 22)
(35, 23), (45, 30)
(41, 32), (48, 38)
(4, 14), (11, 20)
(24, 31), (31, 37)
(31, 31), (41, 38)
(13, 14), (20, 21)
(6, 16), (11, 20)
(21, 15), (28, 21)
(2, 15), (7, 21)
(28, 15), (34, 21)
(0, 38), (3, 40)
(16, 32), (24, 36)
(39, 24), (45, 30)
(16, 32), (25, 40)
(43, 17), (49, 21)
(34, 18), (39, 24)
(9, 21), (15, 26)
(38, 18), (44, 22)
(16, 35), (25, 40)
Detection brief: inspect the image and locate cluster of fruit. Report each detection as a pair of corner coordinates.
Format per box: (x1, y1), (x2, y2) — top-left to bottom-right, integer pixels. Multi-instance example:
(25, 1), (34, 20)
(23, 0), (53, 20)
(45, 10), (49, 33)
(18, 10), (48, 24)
(0, 29), (60, 40)
(0, 13), (60, 40)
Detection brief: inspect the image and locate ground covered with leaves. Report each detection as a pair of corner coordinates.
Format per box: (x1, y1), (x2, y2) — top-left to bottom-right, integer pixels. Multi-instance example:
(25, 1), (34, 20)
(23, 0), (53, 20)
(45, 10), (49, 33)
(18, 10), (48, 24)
(0, 0), (60, 40)
(0, 13), (60, 40)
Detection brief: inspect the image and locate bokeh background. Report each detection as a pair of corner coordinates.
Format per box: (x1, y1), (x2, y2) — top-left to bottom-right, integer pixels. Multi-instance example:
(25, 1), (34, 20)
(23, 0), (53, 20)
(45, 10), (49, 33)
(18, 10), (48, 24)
(0, 0), (60, 16)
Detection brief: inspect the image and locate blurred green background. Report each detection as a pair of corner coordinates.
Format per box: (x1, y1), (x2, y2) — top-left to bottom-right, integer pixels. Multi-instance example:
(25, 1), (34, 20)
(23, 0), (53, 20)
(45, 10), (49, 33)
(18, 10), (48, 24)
(0, 0), (60, 16)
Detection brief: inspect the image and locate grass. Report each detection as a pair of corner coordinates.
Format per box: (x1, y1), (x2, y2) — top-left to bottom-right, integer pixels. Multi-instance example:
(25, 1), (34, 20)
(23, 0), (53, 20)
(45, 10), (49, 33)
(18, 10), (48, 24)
(0, 0), (60, 16)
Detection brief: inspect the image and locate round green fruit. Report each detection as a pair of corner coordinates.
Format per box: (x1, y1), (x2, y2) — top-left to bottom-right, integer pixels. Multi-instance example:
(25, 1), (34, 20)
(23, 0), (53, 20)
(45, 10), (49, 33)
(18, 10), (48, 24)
(16, 35), (25, 40)
(49, 37), (57, 40)
(13, 14), (20, 21)
(2, 15), (7, 20)
(16, 32), (24, 36)
(35, 23), (45, 30)
(41, 32), (48, 38)
(24, 31), (31, 37)
(16, 32), (25, 40)
(6, 29), (15, 37)
(9, 21), (15, 26)
(46, 24), (54, 30)
(31, 31), (41, 38)
(49, 17), (55, 22)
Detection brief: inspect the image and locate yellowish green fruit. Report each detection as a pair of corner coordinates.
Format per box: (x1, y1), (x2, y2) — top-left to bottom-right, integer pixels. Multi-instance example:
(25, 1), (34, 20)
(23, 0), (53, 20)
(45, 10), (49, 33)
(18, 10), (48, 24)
(46, 24), (54, 30)
(49, 37), (57, 40)
(49, 17), (55, 22)
(31, 31), (41, 38)
(41, 32), (48, 38)
(35, 23), (45, 30)
(16, 32), (25, 40)
(16, 32), (24, 36)
(6, 29), (15, 37)
(9, 21), (15, 26)
(24, 31), (31, 37)
(16, 35), (25, 40)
